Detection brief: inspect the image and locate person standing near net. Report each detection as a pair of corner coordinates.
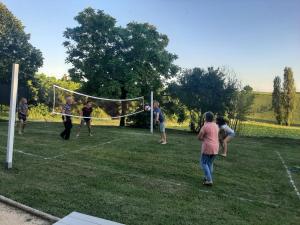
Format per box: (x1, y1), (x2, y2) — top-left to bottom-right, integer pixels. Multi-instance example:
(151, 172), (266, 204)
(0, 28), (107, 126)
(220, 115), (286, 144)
(216, 116), (235, 157)
(153, 101), (167, 144)
(198, 112), (219, 186)
(60, 96), (73, 140)
(18, 97), (28, 135)
(76, 101), (93, 137)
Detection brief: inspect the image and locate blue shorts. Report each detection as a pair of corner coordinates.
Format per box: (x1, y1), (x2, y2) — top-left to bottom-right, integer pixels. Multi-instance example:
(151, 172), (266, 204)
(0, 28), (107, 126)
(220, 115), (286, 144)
(227, 132), (235, 138)
(159, 122), (166, 133)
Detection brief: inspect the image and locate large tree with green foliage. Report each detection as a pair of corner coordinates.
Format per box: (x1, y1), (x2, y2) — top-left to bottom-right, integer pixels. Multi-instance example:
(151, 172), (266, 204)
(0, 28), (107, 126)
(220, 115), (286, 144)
(282, 67), (296, 126)
(0, 2), (43, 86)
(64, 8), (178, 126)
(228, 85), (255, 130)
(272, 76), (283, 124)
(168, 67), (238, 131)
(27, 73), (80, 106)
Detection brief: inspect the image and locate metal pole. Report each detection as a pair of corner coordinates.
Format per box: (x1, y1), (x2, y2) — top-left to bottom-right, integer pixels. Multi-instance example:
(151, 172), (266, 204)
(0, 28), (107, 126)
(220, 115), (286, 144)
(5, 64), (19, 169)
(150, 91), (153, 134)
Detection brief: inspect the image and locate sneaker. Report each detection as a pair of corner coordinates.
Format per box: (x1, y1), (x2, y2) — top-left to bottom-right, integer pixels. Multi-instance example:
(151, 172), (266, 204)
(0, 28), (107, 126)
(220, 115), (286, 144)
(219, 153), (227, 157)
(161, 142), (167, 145)
(158, 140), (163, 143)
(89, 133), (93, 137)
(203, 181), (213, 186)
(76, 133), (80, 138)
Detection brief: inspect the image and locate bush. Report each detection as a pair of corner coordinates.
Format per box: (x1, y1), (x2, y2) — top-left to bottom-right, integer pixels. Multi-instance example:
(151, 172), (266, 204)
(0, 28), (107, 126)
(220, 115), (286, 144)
(28, 103), (50, 119)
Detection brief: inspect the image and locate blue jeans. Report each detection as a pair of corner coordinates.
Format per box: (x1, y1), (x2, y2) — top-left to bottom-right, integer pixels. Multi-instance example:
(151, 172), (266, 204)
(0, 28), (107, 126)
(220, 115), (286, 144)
(200, 154), (216, 182)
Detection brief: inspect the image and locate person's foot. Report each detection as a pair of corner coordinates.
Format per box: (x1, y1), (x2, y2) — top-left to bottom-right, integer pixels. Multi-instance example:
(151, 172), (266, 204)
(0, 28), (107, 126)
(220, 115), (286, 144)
(161, 141), (167, 145)
(158, 139), (163, 143)
(203, 181), (213, 186)
(60, 134), (64, 139)
(219, 153), (227, 157)
(18, 131), (22, 135)
(89, 133), (93, 137)
(76, 133), (80, 138)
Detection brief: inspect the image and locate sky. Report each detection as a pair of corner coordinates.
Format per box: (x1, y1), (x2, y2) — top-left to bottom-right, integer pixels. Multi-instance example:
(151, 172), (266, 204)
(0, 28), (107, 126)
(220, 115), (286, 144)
(2, 0), (300, 91)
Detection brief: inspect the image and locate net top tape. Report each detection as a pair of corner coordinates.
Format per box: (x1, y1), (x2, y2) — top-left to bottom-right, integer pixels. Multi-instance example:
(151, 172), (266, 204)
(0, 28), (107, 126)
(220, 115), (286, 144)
(53, 85), (144, 102)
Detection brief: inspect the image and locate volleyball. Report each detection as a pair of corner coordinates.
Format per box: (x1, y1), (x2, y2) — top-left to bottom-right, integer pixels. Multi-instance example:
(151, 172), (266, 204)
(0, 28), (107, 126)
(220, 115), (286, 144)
(144, 105), (151, 111)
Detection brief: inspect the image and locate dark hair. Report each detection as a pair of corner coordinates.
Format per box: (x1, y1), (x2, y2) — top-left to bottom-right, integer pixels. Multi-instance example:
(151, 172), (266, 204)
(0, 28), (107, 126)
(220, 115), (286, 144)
(216, 116), (226, 126)
(205, 111), (214, 122)
(86, 101), (91, 104)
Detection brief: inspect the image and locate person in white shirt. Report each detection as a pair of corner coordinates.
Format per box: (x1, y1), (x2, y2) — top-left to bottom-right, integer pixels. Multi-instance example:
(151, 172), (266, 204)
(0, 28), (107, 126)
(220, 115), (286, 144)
(216, 116), (235, 157)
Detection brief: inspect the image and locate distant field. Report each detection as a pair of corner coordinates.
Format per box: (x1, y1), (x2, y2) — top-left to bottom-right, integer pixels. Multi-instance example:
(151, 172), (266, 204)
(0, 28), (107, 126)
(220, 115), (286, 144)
(249, 92), (300, 125)
(0, 121), (299, 225)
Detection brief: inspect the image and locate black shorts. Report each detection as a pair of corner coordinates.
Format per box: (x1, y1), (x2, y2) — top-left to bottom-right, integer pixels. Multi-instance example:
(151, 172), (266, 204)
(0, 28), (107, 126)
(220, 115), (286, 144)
(83, 118), (91, 123)
(18, 114), (27, 122)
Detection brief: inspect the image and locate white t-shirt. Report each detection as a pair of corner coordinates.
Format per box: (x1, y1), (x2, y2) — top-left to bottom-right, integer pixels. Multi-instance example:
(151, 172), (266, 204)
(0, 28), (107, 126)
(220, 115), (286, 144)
(221, 124), (235, 136)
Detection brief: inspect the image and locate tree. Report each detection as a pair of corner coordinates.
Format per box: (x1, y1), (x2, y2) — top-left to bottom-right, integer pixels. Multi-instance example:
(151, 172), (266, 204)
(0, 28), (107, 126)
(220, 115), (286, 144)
(0, 3), (43, 86)
(229, 85), (255, 130)
(64, 8), (178, 126)
(27, 73), (81, 106)
(168, 67), (238, 131)
(272, 76), (283, 124)
(282, 67), (296, 126)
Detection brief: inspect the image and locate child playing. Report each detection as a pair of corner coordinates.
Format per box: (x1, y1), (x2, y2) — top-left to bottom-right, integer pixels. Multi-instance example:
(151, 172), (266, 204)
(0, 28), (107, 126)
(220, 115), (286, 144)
(216, 116), (235, 157)
(153, 101), (167, 144)
(18, 97), (28, 135)
(60, 96), (73, 140)
(198, 112), (219, 186)
(77, 101), (93, 137)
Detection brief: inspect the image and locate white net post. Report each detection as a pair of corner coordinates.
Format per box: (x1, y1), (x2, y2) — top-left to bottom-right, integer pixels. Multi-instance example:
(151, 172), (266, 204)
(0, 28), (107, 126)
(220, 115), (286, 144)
(150, 91), (153, 134)
(52, 84), (56, 113)
(5, 63), (19, 169)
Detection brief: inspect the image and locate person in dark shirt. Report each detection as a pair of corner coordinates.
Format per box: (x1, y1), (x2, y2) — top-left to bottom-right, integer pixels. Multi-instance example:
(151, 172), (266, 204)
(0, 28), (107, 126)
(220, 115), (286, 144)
(60, 96), (73, 140)
(153, 100), (167, 144)
(76, 101), (93, 137)
(18, 97), (28, 135)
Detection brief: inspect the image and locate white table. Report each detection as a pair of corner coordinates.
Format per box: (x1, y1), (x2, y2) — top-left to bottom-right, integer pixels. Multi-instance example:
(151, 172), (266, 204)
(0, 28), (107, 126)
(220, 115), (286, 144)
(53, 212), (124, 225)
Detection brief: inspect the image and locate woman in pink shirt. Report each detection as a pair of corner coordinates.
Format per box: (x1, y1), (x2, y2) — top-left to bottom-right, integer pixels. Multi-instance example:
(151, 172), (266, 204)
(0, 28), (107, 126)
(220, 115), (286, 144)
(198, 112), (219, 186)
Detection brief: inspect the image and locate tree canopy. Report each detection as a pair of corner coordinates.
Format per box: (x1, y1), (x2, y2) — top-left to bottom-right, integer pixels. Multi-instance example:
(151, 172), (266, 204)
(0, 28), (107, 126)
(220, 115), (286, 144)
(168, 67), (237, 115)
(282, 67), (296, 126)
(0, 2), (43, 86)
(64, 8), (178, 99)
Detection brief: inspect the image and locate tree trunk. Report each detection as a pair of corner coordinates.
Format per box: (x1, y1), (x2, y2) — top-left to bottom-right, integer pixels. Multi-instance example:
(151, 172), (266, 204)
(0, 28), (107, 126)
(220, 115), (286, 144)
(119, 87), (127, 127)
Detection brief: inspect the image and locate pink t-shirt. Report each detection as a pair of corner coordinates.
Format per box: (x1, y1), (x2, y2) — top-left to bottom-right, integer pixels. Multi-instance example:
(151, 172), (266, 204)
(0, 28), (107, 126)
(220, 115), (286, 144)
(200, 122), (219, 155)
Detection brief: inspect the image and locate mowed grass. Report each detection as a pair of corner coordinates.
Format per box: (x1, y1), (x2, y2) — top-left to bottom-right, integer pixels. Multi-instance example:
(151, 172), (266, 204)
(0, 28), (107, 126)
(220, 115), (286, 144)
(249, 92), (300, 125)
(239, 121), (300, 139)
(0, 121), (299, 225)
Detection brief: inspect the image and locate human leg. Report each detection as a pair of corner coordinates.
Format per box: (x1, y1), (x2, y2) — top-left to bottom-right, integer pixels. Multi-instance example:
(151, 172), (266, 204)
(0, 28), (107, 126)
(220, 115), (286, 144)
(200, 154), (213, 183)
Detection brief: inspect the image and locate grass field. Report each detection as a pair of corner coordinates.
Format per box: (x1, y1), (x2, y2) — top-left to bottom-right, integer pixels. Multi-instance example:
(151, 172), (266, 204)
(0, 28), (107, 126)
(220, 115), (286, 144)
(0, 121), (300, 225)
(249, 92), (300, 125)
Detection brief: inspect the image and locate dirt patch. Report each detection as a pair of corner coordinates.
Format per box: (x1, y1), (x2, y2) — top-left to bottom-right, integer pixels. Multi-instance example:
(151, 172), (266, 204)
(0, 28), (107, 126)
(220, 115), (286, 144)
(0, 202), (51, 225)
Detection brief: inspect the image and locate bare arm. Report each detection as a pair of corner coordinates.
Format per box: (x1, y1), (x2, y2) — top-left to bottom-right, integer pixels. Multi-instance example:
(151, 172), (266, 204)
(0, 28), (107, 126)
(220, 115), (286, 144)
(156, 113), (159, 123)
(61, 106), (66, 121)
(198, 127), (205, 140)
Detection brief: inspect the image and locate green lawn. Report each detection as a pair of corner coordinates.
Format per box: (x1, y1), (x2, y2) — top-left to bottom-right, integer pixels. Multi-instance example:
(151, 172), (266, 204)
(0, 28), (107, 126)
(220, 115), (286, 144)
(249, 92), (300, 125)
(0, 121), (299, 225)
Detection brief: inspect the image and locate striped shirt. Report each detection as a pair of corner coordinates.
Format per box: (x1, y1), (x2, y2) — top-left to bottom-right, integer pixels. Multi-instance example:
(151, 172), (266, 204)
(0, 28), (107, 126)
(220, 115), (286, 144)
(18, 103), (28, 115)
(63, 104), (72, 115)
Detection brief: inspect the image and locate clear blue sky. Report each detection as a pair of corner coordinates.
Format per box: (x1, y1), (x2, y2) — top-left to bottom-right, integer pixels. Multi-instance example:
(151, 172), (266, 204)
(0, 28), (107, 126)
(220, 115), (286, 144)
(2, 0), (300, 91)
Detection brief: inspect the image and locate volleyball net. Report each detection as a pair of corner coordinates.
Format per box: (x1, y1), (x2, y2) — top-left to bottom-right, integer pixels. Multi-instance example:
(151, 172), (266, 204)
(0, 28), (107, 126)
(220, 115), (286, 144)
(52, 85), (145, 120)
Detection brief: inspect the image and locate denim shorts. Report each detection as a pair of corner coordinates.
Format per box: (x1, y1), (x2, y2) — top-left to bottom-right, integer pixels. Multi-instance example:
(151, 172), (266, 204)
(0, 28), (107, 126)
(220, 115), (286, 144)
(159, 122), (166, 133)
(227, 132), (235, 137)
